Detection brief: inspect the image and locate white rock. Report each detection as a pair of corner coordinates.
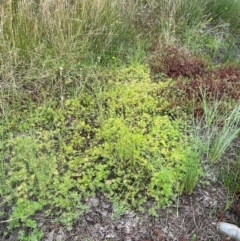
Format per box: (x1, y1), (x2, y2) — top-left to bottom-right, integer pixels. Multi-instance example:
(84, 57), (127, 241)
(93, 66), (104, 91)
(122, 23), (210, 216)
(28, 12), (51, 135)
(218, 222), (240, 241)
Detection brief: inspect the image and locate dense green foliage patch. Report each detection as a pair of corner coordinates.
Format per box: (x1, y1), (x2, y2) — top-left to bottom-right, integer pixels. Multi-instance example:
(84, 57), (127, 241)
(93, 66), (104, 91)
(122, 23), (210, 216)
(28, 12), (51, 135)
(0, 65), (197, 235)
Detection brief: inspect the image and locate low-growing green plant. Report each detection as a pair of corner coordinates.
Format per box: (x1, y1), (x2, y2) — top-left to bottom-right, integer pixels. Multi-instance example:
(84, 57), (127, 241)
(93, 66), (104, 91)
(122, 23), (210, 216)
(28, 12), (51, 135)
(111, 201), (127, 220)
(0, 65), (197, 234)
(1, 93), (97, 232)
(9, 198), (44, 229)
(18, 228), (43, 241)
(148, 205), (159, 218)
(90, 65), (199, 205)
(56, 202), (88, 231)
(191, 234), (197, 241)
